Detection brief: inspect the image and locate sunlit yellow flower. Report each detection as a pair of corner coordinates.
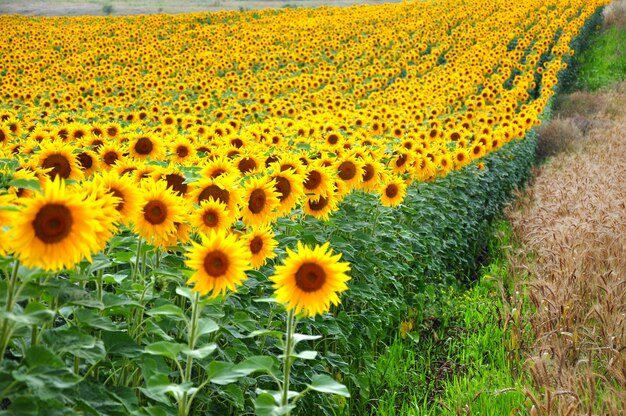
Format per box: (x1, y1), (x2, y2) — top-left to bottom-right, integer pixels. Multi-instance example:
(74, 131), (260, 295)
(270, 241), (350, 317)
(133, 180), (187, 247)
(240, 225), (278, 269)
(185, 230), (251, 298)
(11, 178), (103, 271)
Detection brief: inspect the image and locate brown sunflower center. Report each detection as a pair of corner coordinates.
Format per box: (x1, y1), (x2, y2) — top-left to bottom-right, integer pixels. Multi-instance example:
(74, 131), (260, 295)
(210, 168), (226, 178)
(33, 203), (73, 244)
(295, 262), (326, 292)
(385, 184), (399, 199)
(203, 250), (229, 277)
(238, 158), (257, 174)
(274, 176), (291, 202)
(176, 145), (189, 158)
(362, 164), (375, 182)
(103, 151), (118, 166)
(395, 154), (408, 167)
(144, 200), (168, 225)
(304, 171), (322, 190)
(203, 210), (219, 227)
(165, 173), (188, 196)
(308, 196), (328, 211)
(110, 188), (125, 212)
(198, 185), (229, 205)
(77, 152), (93, 170)
(249, 236), (264, 254)
(338, 161), (356, 181)
(42, 153), (71, 179)
(135, 137), (153, 155)
(248, 189), (266, 214)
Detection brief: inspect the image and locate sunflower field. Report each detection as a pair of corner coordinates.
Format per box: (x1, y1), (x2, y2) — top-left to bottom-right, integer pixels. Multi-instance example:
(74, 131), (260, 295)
(0, 0), (608, 414)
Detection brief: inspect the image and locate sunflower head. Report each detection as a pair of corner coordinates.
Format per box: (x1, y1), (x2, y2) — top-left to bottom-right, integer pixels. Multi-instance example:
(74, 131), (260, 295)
(185, 230), (251, 298)
(270, 241), (350, 317)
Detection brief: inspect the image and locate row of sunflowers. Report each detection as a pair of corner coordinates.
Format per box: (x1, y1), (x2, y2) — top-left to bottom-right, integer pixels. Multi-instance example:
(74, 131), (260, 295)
(0, 0), (608, 414)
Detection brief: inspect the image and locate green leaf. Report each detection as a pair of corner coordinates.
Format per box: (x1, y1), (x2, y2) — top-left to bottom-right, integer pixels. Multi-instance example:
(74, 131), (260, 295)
(307, 374), (350, 397)
(194, 317), (219, 340)
(0, 302), (54, 327)
(254, 392), (296, 416)
(25, 345), (64, 368)
(74, 308), (118, 331)
(146, 304), (186, 321)
(292, 333), (321, 346)
(204, 361), (242, 385)
(42, 328), (105, 362)
(8, 178), (41, 192)
(293, 350), (317, 360)
(102, 330), (142, 358)
(144, 341), (186, 360)
(12, 365), (81, 400)
(181, 343), (217, 359)
(233, 356), (277, 376)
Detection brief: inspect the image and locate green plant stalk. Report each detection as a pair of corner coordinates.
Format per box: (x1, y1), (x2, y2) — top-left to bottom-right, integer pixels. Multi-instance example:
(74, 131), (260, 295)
(181, 291), (202, 416)
(132, 238), (143, 282)
(281, 309), (296, 411)
(0, 260), (20, 364)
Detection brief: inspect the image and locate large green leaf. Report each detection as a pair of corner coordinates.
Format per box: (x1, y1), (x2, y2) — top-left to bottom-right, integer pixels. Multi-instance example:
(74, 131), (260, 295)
(307, 374), (350, 397)
(144, 341), (186, 360)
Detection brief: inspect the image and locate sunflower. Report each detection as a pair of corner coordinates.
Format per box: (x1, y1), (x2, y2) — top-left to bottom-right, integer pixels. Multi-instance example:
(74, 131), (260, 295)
(358, 157), (382, 192)
(168, 136), (197, 165)
(240, 225), (278, 269)
(78, 180), (121, 251)
(379, 176), (407, 207)
(453, 148), (471, 169)
(333, 155), (364, 190)
(98, 142), (126, 171)
(188, 174), (242, 223)
(128, 133), (164, 161)
(268, 165), (305, 216)
(37, 140), (84, 181)
(185, 230), (251, 298)
(303, 162), (333, 199)
(75, 149), (100, 177)
(303, 191), (338, 221)
(240, 176), (280, 227)
(161, 165), (189, 197)
(199, 155), (234, 179)
(93, 171), (141, 224)
(11, 178), (103, 271)
(270, 241), (350, 317)
(192, 197), (232, 234)
(133, 180), (187, 248)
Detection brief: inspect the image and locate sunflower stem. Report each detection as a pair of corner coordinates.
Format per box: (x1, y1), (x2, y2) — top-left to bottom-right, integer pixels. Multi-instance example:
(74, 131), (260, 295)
(281, 308), (296, 410)
(0, 260), (21, 365)
(180, 291), (201, 416)
(132, 238), (143, 282)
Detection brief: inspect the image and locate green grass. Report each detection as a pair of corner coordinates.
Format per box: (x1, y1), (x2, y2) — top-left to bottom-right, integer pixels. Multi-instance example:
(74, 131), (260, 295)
(367, 222), (532, 415)
(576, 25), (626, 90)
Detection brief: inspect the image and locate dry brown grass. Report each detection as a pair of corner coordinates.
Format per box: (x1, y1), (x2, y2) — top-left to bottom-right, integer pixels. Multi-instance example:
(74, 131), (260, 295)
(604, 0), (626, 29)
(505, 87), (626, 414)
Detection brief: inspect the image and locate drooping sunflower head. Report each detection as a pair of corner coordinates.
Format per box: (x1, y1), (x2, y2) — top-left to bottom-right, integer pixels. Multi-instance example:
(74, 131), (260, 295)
(270, 241), (350, 317)
(185, 230), (251, 298)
